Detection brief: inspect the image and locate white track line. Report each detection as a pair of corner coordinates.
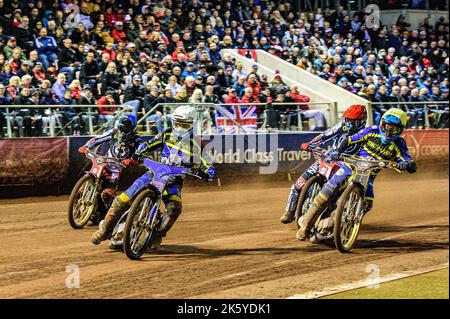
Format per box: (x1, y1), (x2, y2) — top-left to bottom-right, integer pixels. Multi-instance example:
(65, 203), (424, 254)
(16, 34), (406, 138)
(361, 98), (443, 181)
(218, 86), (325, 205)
(287, 263), (449, 299)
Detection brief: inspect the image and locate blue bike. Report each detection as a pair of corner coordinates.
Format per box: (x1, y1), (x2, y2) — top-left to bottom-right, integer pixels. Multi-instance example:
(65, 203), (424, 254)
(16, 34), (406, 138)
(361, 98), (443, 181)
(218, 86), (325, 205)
(121, 158), (200, 260)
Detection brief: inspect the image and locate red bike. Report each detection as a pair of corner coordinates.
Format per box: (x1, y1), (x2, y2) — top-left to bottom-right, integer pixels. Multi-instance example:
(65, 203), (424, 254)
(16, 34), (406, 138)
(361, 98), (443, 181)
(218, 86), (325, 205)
(295, 147), (342, 242)
(68, 149), (125, 229)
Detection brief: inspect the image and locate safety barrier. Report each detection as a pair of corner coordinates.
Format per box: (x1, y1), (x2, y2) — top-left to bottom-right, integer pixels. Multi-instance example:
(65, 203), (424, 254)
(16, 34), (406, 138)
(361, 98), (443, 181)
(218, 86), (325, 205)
(0, 128), (447, 198)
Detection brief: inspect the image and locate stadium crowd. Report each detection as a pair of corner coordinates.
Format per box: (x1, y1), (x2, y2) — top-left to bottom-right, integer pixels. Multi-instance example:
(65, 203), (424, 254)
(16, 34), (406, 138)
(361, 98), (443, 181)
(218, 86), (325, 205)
(0, 0), (448, 137)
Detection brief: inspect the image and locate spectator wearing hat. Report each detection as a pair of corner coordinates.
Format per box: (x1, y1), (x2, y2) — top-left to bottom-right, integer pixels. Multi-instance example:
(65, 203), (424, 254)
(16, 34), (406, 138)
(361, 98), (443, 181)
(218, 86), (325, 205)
(125, 63), (143, 87)
(225, 88), (240, 104)
(172, 41), (187, 61)
(112, 21), (127, 44)
(14, 86), (40, 136)
(123, 75), (145, 117)
(181, 62), (197, 79)
(74, 84), (97, 134)
(248, 64), (261, 82)
(3, 37), (21, 60)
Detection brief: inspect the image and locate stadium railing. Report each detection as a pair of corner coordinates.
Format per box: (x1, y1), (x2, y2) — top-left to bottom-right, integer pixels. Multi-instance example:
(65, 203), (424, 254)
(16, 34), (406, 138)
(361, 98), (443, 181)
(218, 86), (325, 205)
(138, 101), (337, 135)
(368, 101), (449, 128)
(1, 105), (130, 138)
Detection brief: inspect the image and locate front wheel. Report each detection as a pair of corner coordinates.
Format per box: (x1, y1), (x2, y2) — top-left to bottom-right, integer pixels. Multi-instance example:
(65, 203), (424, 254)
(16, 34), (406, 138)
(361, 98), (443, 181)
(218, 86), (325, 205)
(123, 190), (160, 260)
(295, 175), (324, 229)
(68, 174), (99, 229)
(333, 184), (364, 253)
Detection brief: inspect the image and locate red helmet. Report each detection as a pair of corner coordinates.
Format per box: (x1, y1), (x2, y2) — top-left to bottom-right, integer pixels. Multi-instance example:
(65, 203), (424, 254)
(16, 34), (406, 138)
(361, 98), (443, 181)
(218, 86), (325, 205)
(342, 104), (367, 133)
(342, 104), (367, 120)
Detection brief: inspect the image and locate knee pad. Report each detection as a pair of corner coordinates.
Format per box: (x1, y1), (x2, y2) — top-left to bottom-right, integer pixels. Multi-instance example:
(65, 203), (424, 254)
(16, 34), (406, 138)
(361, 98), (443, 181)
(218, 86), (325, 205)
(165, 201), (182, 218)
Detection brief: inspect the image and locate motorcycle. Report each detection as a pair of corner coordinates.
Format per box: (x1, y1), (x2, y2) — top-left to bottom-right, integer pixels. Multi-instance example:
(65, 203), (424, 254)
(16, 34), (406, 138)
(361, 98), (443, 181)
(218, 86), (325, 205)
(109, 158), (201, 260)
(333, 155), (401, 253)
(68, 149), (125, 229)
(295, 147), (342, 243)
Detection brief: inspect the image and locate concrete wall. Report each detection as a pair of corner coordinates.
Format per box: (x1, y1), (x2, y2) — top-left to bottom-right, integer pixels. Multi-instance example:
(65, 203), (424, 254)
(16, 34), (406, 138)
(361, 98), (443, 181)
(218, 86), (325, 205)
(254, 50), (370, 115)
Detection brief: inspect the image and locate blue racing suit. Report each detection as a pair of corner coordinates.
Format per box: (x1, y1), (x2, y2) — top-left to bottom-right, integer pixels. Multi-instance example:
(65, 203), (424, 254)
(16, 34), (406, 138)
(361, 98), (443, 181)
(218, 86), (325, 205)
(101, 128), (215, 240)
(119, 128), (215, 205)
(320, 125), (416, 209)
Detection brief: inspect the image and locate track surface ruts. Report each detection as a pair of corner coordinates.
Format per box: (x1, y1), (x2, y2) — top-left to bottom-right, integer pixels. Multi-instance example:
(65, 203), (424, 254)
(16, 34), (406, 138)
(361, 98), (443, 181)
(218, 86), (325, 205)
(0, 170), (448, 298)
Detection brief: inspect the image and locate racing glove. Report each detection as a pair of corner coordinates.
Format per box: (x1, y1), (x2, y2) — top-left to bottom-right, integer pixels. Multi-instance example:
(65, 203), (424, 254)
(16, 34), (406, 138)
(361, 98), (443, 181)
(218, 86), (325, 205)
(397, 161), (417, 173)
(300, 143), (310, 151)
(197, 167), (215, 182)
(329, 151), (341, 161)
(78, 146), (88, 154)
(122, 159), (137, 166)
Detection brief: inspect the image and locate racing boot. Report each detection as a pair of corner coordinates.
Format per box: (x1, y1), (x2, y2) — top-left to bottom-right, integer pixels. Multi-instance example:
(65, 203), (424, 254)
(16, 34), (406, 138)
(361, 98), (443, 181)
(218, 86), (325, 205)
(296, 192), (329, 241)
(149, 201), (182, 250)
(91, 195), (129, 245)
(280, 179), (304, 224)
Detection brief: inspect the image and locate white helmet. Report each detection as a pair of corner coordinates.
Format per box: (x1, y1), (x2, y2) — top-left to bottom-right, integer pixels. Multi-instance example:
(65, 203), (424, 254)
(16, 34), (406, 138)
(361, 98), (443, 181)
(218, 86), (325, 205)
(171, 105), (196, 134)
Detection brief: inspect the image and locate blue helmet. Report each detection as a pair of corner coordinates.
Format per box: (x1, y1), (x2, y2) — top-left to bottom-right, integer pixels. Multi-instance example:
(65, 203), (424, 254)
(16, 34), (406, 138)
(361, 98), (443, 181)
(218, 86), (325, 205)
(117, 114), (137, 139)
(379, 108), (407, 144)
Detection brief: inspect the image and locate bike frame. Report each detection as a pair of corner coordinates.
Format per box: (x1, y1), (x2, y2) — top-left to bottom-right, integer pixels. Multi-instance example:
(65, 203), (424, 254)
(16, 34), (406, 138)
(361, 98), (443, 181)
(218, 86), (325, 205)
(340, 155), (401, 220)
(309, 147), (341, 180)
(142, 158), (192, 224)
(84, 149), (125, 180)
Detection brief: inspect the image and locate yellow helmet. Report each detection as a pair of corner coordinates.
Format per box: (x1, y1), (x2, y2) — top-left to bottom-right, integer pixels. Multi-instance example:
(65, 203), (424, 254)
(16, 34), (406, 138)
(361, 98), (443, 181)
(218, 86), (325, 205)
(379, 108), (407, 144)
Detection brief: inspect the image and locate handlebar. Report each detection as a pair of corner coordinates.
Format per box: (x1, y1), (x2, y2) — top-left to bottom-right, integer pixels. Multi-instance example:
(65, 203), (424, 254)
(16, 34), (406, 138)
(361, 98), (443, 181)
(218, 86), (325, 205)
(339, 154), (401, 173)
(83, 149), (126, 168)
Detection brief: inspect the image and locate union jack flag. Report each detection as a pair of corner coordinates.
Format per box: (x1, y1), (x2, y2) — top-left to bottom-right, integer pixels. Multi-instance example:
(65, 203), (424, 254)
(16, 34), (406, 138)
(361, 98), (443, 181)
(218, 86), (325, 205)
(215, 105), (258, 134)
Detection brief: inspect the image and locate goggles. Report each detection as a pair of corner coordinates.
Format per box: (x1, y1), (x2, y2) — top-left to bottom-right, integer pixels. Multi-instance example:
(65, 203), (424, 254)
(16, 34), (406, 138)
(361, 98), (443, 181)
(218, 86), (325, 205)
(380, 121), (402, 136)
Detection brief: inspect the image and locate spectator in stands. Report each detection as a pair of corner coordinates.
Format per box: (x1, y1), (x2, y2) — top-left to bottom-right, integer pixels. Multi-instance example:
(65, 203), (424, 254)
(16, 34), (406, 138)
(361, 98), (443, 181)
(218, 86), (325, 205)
(0, 1), (447, 137)
(96, 90), (116, 130)
(79, 51), (100, 90)
(58, 38), (79, 83)
(52, 73), (67, 102)
(34, 28), (57, 70)
(225, 88), (240, 104)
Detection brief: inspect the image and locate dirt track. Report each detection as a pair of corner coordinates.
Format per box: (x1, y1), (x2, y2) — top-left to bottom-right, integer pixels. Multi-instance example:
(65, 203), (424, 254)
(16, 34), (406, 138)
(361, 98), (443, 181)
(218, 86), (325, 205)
(0, 169), (448, 298)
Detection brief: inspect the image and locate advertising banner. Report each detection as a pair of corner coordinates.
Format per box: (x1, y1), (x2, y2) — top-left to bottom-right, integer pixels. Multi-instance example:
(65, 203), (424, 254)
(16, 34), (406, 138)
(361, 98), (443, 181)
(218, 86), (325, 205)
(402, 129), (449, 162)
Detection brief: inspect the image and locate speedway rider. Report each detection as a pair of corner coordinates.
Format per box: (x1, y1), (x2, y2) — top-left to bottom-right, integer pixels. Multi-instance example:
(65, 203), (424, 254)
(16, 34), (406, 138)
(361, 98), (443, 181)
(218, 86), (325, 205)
(91, 105), (215, 248)
(297, 108), (417, 241)
(78, 114), (141, 216)
(280, 104), (368, 224)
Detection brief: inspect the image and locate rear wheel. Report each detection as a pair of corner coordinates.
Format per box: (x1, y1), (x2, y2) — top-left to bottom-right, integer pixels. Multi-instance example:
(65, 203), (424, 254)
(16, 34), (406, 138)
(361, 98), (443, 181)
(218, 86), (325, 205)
(68, 175), (99, 229)
(123, 190), (160, 260)
(295, 175), (324, 229)
(333, 184), (364, 253)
